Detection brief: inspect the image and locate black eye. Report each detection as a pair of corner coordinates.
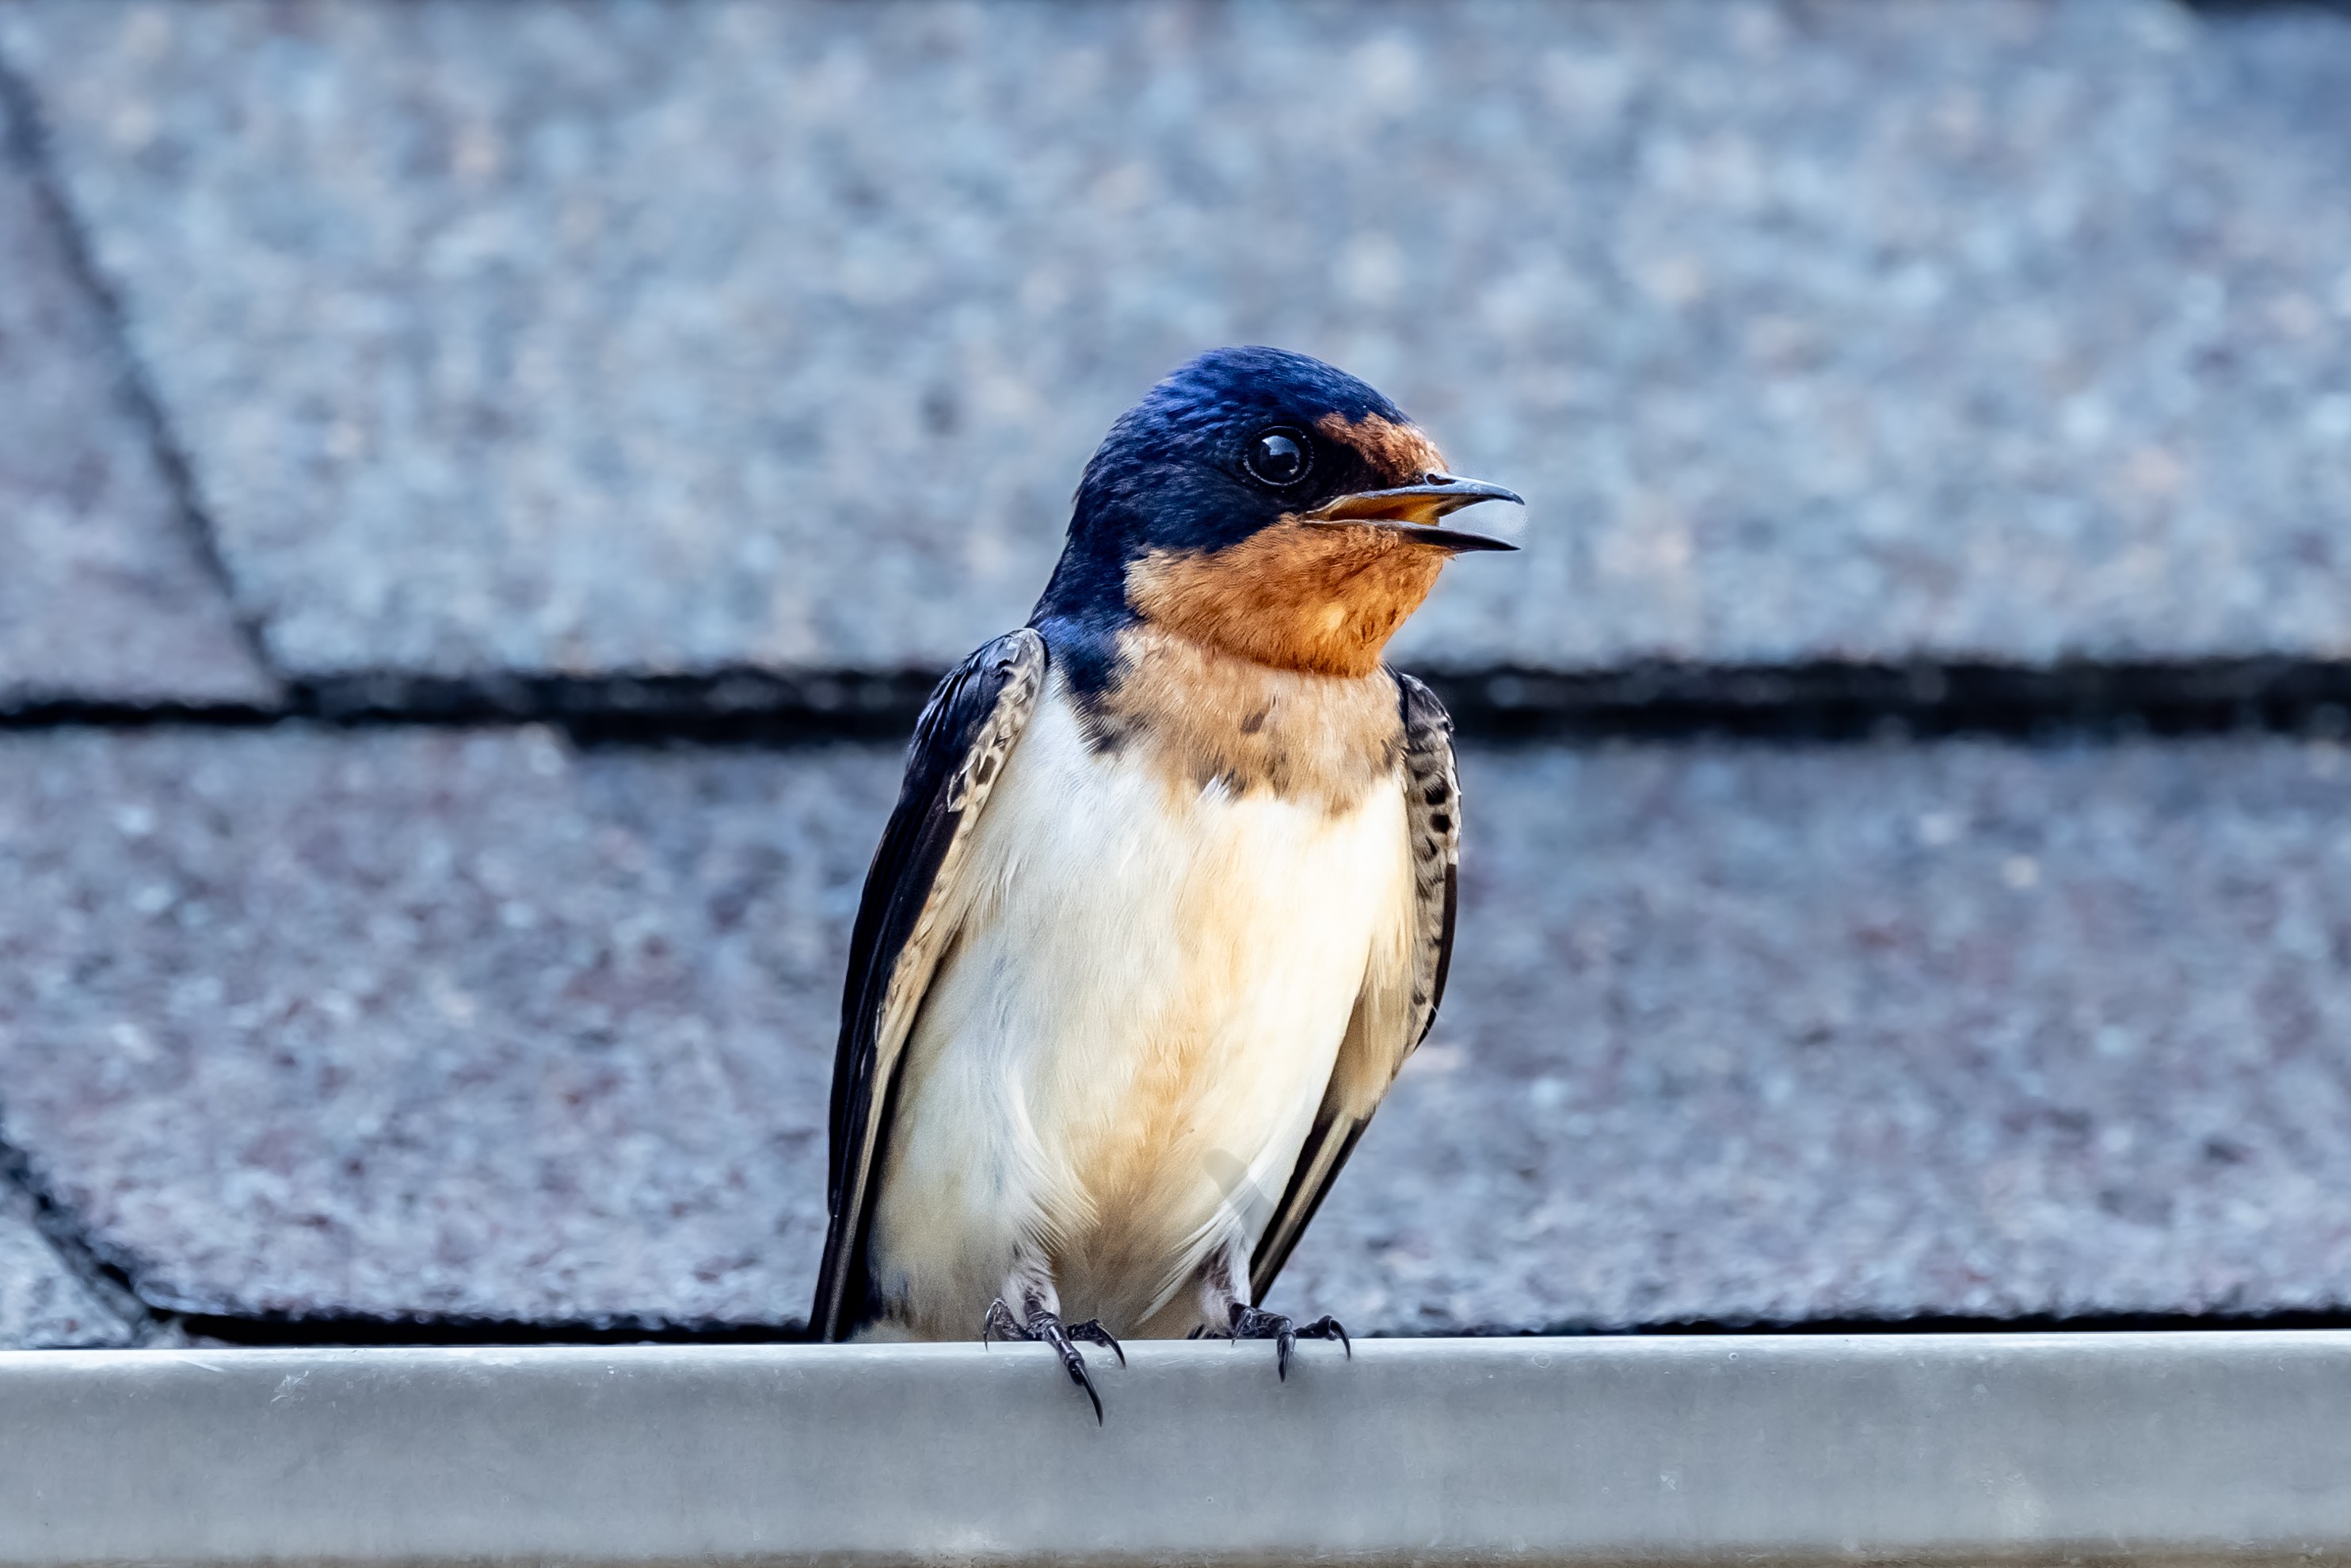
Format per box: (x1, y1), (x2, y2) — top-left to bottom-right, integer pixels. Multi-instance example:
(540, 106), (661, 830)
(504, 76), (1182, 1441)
(1243, 428), (1313, 488)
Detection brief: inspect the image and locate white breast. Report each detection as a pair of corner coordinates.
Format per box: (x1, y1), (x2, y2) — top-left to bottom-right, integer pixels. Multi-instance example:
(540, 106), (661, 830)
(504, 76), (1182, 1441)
(867, 673), (1414, 1338)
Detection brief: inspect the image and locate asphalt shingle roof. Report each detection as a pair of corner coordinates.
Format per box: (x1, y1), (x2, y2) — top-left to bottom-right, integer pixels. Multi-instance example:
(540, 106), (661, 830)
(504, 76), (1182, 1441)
(2, 0), (2349, 1346)
(2, 0), (2348, 681)
(6, 729), (2351, 1334)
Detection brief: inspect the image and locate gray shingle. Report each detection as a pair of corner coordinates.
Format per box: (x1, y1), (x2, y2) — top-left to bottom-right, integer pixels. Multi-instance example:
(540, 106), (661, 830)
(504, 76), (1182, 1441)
(1286, 736), (2351, 1329)
(0, 727), (879, 1324)
(0, 73), (274, 709)
(3, 0), (2346, 680)
(5, 726), (2351, 1331)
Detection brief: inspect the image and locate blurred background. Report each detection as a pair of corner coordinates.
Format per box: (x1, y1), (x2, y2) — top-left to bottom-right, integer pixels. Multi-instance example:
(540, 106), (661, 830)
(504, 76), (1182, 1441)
(2, 0), (2350, 1348)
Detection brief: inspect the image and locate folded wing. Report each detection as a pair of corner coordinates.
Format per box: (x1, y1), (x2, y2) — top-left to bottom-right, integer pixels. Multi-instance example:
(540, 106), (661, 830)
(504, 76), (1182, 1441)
(810, 629), (1047, 1342)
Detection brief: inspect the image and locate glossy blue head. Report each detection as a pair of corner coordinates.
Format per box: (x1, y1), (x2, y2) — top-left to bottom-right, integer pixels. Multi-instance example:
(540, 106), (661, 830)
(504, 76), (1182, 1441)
(1031, 348), (1519, 675)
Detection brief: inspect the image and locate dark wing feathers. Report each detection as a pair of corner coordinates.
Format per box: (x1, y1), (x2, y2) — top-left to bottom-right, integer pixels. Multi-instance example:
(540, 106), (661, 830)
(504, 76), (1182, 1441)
(1248, 671), (1460, 1298)
(810, 629), (1046, 1341)
(1399, 672), (1462, 1050)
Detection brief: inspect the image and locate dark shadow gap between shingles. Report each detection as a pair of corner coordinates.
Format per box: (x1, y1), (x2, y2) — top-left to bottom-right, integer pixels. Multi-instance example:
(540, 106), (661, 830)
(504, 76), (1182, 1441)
(1514, 1305), (2351, 1336)
(176, 1311), (809, 1349)
(6, 657), (2351, 747)
(1415, 655), (2351, 744)
(2181, 0), (2351, 13)
(165, 1303), (2351, 1349)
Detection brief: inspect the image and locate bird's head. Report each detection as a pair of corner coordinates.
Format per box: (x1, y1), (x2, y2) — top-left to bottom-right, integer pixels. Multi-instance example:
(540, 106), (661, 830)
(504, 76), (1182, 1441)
(1035, 346), (1520, 679)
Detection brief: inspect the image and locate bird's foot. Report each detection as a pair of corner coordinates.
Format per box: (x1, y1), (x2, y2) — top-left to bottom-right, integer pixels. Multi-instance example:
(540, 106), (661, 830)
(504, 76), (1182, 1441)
(981, 1298), (1126, 1422)
(1220, 1303), (1351, 1380)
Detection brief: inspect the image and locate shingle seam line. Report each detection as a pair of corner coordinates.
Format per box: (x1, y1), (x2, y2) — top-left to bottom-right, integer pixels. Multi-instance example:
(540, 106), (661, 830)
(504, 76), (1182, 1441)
(0, 47), (287, 694)
(0, 1113), (173, 1345)
(132, 1304), (2351, 1349)
(6, 658), (2351, 744)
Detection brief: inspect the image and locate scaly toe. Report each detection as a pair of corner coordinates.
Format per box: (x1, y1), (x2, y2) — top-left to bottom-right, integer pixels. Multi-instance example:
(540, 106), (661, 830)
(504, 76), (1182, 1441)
(1225, 1304), (1350, 1380)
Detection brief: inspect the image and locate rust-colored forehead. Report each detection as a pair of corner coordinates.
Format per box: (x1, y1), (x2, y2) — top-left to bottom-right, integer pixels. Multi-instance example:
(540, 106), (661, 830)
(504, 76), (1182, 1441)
(1316, 412), (1446, 485)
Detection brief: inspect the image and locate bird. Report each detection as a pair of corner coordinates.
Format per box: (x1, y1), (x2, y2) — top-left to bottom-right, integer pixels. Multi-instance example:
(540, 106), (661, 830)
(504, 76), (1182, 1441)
(809, 345), (1518, 1418)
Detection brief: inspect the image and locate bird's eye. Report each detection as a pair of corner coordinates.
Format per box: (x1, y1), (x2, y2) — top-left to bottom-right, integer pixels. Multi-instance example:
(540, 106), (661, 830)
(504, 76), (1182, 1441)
(1243, 428), (1313, 488)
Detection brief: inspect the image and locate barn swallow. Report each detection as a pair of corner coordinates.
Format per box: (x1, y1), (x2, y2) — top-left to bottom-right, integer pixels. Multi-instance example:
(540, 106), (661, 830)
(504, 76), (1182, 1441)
(810, 346), (1518, 1418)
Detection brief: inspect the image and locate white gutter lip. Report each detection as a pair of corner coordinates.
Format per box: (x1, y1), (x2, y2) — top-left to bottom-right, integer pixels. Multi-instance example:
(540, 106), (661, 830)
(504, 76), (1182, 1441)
(2, 1331), (2345, 1565)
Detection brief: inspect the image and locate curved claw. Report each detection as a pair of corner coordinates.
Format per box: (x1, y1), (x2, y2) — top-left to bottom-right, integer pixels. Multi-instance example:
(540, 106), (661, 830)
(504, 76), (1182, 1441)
(1071, 1362), (1104, 1423)
(1038, 1318), (1105, 1424)
(983, 1301), (1111, 1423)
(981, 1297), (1023, 1347)
(1297, 1314), (1353, 1360)
(1065, 1318), (1127, 1368)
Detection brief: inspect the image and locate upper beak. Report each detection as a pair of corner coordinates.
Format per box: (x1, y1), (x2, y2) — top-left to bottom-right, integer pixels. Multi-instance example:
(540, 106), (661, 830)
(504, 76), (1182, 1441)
(1301, 474), (1523, 552)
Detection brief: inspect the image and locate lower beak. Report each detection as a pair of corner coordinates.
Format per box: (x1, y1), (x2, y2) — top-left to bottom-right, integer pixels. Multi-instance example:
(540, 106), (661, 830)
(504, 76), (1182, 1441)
(1301, 474), (1523, 552)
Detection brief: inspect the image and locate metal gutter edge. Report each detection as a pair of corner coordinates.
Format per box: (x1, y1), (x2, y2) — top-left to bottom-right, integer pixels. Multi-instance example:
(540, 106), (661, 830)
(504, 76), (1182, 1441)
(1, 1332), (2344, 1565)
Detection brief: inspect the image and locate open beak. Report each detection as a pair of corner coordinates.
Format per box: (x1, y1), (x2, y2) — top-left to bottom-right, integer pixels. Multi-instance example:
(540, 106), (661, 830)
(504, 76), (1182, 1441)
(1301, 474), (1523, 552)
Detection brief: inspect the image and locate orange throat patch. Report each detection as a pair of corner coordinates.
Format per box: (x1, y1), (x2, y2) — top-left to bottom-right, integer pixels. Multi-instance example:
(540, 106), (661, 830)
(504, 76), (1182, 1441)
(1084, 626), (1404, 814)
(1123, 520), (1448, 679)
